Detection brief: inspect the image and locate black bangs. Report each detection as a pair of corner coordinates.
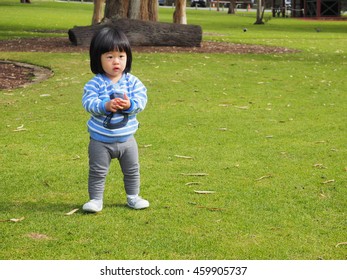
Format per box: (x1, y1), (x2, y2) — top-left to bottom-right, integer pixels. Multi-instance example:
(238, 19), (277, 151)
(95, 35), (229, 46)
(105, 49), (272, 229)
(89, 26), (133, 74)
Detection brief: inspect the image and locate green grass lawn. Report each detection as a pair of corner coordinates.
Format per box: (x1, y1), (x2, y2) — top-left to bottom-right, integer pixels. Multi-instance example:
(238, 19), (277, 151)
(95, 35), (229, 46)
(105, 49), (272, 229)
(0, 0), (346, 260)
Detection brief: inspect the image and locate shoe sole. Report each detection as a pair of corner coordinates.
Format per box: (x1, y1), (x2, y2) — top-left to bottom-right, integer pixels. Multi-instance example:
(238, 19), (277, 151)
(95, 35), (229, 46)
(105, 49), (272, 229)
(127, 202), (149, 210)
(82, 202), (102, 213)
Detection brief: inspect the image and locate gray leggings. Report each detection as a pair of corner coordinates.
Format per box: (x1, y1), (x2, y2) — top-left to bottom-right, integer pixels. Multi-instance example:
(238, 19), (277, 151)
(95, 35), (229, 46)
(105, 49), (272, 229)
(88, 136), (140, 200)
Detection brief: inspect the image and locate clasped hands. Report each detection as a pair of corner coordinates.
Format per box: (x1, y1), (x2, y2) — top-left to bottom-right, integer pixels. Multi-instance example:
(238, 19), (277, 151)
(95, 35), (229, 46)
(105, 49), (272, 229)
(105, 93), (130, 113)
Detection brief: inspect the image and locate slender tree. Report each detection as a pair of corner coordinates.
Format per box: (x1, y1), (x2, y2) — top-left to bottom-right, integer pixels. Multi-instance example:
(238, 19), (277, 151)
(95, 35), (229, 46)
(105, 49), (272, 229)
(254, 0), (265, 24)
(92, 0), (104, 24)
(140, 0), (158, 21)
(147, 0), (158, 21)
(227, 0), (236, 14)
(173, 0), (187, 24)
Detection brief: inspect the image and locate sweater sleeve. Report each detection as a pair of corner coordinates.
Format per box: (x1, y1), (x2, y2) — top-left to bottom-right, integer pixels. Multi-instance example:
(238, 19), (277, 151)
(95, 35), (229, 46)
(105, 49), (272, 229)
(82, 77), (110, 116)
(122, 76), (147, 115)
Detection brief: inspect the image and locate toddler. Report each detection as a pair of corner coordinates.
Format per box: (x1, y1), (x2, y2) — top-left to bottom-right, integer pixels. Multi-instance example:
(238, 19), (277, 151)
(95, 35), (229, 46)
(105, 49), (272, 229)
(82, 26), (149, 212)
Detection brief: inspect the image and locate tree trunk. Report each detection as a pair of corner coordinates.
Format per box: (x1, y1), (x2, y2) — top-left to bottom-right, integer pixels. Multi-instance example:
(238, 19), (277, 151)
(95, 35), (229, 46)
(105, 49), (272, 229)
(173, 0), (187, 24)
(139, 0), (150, 21)
(128, 0), (141, 20)
(228, 0), (236, 14)
(254, 0), (265, 24)
(68, 18), (202, 47)
(139, 0), (157, 21)
(148, 0), (158, 21)
(104, 0), (129, 20)
(92, 0), (104, 25)
(105, 0), (157, 21)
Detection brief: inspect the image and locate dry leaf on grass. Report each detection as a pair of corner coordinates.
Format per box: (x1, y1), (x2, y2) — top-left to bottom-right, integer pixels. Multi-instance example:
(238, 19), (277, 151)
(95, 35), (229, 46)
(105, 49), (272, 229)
(313, 163), (327, 169)
(174, 155), (193, 159)
(255, 174), (272, 181)
(0, 217), (25, 223)
(181, 173), (208, 176)
(322, 179), (335, 184)
(234, 105), (249, 110)
(10, 217), (25, 223)
(13, 124), (27, 132)
(65, 208), (79, 216)
(335, 242), (347, 247)
(185, 182), (201, 186)
(194, 190), (216, 194)
(142, 144), (152, 148)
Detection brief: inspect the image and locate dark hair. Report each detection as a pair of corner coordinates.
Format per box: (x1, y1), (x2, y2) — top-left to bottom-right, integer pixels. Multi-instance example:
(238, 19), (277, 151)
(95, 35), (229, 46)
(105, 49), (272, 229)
(89, 26), (132, 74)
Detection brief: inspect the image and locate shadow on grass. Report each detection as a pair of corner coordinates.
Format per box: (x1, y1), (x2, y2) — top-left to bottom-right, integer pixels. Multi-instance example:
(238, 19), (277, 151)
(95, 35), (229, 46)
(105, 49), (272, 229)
(0, 200), (132, 218)
(1, 201), (80, 215)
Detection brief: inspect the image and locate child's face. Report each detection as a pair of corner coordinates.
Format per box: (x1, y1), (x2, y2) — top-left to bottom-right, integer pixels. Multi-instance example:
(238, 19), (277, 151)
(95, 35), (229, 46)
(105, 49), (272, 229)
(101, 50), (127, 83)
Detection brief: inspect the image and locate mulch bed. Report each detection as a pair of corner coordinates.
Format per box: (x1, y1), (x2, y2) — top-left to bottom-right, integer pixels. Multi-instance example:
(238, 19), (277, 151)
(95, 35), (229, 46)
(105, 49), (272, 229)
(0, 37), (297, 90)
(0, 60), (53, 90)
(0, 61), (35, 90)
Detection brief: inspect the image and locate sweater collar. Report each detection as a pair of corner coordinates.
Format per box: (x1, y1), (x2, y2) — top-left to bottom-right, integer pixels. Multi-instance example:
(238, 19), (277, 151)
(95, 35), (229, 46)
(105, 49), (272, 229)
(101, 73), (127, 85)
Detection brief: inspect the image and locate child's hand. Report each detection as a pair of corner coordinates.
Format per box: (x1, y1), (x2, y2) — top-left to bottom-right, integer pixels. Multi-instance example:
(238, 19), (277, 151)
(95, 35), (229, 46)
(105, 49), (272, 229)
(114, 93), (131, 110)
(105, 99), (118, 113)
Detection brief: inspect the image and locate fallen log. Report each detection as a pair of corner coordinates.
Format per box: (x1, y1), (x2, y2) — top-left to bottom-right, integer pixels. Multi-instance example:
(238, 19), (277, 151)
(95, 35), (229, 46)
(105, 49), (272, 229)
(68, 18), (202, 48)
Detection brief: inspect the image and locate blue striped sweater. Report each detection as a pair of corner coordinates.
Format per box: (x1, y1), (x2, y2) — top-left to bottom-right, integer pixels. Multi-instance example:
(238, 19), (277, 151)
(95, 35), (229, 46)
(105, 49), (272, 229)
(82, 73), (147, 143)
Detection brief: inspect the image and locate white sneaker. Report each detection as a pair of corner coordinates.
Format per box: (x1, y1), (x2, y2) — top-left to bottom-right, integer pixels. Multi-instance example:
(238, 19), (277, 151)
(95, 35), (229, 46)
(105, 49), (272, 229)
(82, 199), (103, 213)
(127, 196), (149, 210)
